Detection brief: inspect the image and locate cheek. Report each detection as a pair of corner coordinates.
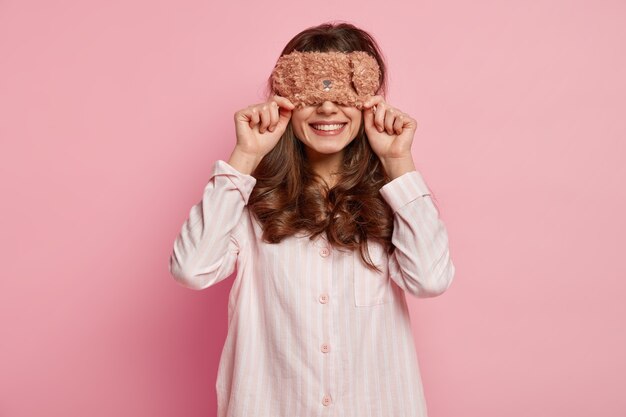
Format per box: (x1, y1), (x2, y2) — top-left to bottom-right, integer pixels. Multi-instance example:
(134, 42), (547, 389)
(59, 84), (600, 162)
(291, 114), (308, 135)
(353, 115), (363, 130)
(349, 110), (362, 125)
(291, 121), (306, 141)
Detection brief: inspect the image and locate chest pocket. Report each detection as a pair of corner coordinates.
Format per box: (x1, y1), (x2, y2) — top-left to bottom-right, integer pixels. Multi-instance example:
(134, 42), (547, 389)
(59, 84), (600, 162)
(353, 240), (391, 307)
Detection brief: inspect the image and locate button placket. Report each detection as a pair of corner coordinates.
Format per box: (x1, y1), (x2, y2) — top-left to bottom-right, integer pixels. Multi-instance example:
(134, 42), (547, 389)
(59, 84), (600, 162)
(315, 233), (334, 408)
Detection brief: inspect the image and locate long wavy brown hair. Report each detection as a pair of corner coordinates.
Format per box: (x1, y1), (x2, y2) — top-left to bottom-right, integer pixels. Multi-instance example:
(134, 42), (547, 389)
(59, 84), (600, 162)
(248, 22), (394, 272)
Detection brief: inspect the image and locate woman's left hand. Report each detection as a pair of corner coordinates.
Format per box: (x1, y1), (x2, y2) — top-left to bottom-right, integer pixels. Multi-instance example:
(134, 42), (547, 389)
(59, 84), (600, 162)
(362, 95), (417, 161)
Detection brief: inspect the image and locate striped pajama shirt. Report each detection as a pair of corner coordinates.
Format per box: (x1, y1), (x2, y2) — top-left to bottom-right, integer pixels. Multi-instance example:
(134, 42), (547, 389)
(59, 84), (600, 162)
(169, 159), (456, 417)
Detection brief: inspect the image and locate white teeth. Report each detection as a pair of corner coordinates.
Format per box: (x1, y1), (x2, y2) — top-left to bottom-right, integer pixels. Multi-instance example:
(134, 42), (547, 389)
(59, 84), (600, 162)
(311, 123), (346, 131)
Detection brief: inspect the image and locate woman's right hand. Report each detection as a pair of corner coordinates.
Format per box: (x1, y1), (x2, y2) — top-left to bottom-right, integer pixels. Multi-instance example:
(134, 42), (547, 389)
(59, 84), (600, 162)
(234, 95), (295, 159)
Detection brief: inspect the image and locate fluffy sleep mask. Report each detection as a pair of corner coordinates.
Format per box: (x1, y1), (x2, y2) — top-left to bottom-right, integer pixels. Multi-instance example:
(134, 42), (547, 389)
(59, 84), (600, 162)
(270, 50), (381, 109)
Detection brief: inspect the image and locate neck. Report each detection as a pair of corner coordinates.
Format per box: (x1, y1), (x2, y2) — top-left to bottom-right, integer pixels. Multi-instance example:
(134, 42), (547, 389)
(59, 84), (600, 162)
(306, 149), (344, 188)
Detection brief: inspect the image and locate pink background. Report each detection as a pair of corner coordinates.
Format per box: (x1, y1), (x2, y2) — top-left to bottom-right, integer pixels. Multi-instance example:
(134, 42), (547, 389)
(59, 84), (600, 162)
(1, 1), (625, 416)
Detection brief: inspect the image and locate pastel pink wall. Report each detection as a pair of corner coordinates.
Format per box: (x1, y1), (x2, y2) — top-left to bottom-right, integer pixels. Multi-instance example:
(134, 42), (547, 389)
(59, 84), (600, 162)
(1, 0), (624, 416)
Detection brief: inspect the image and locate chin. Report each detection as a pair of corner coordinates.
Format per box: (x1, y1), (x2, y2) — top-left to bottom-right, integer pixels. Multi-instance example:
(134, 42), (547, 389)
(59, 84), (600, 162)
(304, 141), (346, 154)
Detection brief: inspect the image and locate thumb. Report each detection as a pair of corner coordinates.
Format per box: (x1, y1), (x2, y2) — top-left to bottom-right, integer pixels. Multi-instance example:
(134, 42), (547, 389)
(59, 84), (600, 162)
(362, 106), (375, 132)
(275, 106), (292, 131)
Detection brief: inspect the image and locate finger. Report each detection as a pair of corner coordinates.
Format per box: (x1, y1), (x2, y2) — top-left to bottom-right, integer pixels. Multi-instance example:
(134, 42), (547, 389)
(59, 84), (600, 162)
(384, 108), (397, 135)
(393, 113), (404, 135)
(268, 101), (279, 131)
(276, 105), (292, 131)
(374, 103), (386, 132)
(248, 107), (261, 129)
(234, 109), (249, 124)
(273, 94), (296, 110)
(258, 104), (271, 133)
(406, 116), (418, 132)
(362, 95), (385, 110)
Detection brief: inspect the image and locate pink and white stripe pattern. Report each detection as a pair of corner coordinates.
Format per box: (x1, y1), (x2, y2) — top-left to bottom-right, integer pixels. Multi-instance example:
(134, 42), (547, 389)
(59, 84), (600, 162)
(169, 159), (456, 417)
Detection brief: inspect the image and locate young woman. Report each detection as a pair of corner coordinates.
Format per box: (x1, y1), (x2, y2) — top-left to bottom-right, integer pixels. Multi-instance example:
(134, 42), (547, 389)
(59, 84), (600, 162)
(169, 22), (455, 417)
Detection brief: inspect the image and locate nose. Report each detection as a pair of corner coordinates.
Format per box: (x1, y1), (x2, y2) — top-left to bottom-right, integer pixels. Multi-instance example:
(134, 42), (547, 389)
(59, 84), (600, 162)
(317, 100), (339, 113)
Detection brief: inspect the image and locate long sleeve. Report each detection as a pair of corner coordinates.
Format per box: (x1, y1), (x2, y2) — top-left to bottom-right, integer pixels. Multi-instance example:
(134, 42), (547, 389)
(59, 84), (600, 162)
(169, 159), (257, 290)
(379, 170), (456, 298)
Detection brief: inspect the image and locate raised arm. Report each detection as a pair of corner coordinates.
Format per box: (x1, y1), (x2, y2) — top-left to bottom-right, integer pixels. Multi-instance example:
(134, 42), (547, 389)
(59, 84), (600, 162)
(379, 170), (456, 298)
(168, 157), (257, 290)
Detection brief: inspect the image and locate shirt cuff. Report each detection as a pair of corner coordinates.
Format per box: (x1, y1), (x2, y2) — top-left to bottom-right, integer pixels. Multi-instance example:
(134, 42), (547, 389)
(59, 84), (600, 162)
(211, 160), (257, 205)
(379, 170), (432, 213)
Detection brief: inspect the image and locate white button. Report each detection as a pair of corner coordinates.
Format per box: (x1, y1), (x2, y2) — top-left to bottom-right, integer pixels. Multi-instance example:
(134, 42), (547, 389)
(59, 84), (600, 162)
(322, 394), (332, 406)
(319, 293), (329, 304)
(321, 343), (330, 353)
(319, 247), (330, 257)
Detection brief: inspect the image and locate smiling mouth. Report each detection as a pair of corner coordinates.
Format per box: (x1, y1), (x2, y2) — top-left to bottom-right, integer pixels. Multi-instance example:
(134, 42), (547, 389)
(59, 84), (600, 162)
(309, 123), (347, 134)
